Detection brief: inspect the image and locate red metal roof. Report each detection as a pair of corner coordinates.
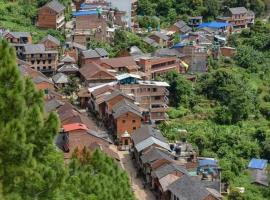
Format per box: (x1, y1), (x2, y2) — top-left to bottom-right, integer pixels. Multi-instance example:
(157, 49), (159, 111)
(63, 123), (88, 132)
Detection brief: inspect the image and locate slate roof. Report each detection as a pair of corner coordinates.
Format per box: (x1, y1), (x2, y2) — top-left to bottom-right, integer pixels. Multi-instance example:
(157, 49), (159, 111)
(131, 125), (167, 145)
(4, 32), (30, 38)
(40, 34), (60, 46)
(61, 55), (76, 63)
(159, 174), (179, 191)
(45, 99), (64, 112)
(104, 90), (133, 102)
(112, 99), (142, 119)
(33, 76), (53, 84)
(24, 44), (45, 54)
(129, 46), (143, 56)
(66, 42), (87, 51)
(82, 49), (100, 59)
(155, 48), (185, 58)
(58, 64), (79, 72)
(44, 0), (65, 13)
(52, 73), (68, 84)
(140, 147), (173, 164)
(251, 170), (269, 186)
(174, 20), (192, 33)
(95, 48), (109, 57)
(152, 163), (188, 179)
(229, 7), (248, 14)
(168, 175), (211, 200)
(100, 56), (138, 69)
(152, 32), (170, 41)
(143, 37), (160, 47)
(79, 63), (116, 81)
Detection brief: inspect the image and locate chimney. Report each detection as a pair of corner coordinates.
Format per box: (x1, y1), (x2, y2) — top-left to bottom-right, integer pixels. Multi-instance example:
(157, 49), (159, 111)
(139, 58), (152, 80)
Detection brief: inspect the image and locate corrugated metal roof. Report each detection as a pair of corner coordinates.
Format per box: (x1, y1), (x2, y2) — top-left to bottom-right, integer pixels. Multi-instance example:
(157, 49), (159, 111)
(248, 158), (267, 170)
(73, 10), (98, 17)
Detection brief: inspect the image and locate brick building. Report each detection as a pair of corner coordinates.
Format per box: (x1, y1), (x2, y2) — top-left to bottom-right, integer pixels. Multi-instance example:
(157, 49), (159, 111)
(137, 57), (179, 80)
(217, 7), (255, 29)
(3, 32), (32, 44)
(39, 34), (61, 51)
(17, 44), (58, 74)
(37, 0), (65, 29)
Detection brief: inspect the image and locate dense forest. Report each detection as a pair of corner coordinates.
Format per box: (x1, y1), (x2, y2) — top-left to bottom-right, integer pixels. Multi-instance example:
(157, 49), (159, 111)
(159, 20), (270, 199)
(0, 40), (135, 200)
(137, 0), (268, 28)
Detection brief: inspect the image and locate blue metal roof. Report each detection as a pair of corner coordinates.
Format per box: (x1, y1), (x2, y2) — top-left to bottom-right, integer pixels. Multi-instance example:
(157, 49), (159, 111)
(73, 10), (98, 17)
(171, 43), (185, 49)
(199, 159), (217, 167)
(198, 21), (231, 29)
(248, 158), (267, 170)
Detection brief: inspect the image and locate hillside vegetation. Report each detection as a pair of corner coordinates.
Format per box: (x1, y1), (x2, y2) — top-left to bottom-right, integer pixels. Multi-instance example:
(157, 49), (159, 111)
(159, 20), (270, 200)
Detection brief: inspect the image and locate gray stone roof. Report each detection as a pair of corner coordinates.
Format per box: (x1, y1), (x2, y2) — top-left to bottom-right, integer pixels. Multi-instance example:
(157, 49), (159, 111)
(61, 55), (75, 63)
(153, 163), (188, 179)
(140, 147), (173, 164)
(155, 48), (185, 58)
(168, 175), (211, 200)
(174, 20), (192, 33)
(33, 76), (53, 84)
(40, 34), (60, 46)
(58, 64), (79, 72)
(5, 32), (30, 38)
(52, 73), (68, 84)
(131, 125), (167, 145)
(82, 49), (100, 59)
(23, 44), (46, 54)
(104, 90), (133, 102)
(45, 99), (64, 112)
(66, 42), (87, 51)
(44, 0), (65, 13)
(143, 37), (160, 47)
(153, 32), (170, 41)
(251, 170), (269, 186)
(112, 99), (142, 119)
(229, 7), (248, 14)
(129, 46), (143, 56)
(95, 48), (109, 57)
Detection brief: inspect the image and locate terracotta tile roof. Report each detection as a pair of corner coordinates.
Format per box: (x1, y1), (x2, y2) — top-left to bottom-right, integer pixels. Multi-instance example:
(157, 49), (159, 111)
(63, 123), (88, 132)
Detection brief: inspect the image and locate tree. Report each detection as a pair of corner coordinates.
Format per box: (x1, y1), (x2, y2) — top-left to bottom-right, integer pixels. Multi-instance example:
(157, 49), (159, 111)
(0, 40), (65, 199)
(62, 75), (80, 96)
(203, 0), (220, 18)
(161, 71), (194, 108)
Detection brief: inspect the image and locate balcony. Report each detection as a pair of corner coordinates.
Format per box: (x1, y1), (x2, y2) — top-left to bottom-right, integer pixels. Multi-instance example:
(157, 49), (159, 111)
(150, 106), (169, 113)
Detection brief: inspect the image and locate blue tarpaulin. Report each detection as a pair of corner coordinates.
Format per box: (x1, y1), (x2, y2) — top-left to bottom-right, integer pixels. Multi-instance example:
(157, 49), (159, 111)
(198, 21), (230, 29)
(73, 10), (98, 17)
(248, 158), (268, 170)
(199, 159), (217, 167)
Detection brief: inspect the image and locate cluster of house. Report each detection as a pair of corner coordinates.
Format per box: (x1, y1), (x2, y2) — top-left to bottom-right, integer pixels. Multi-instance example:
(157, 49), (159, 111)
(130, 125), (223, 200)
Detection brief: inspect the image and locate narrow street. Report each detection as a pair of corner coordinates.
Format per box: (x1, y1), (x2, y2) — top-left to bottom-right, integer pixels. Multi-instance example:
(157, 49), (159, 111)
(110, 146), (155, 200)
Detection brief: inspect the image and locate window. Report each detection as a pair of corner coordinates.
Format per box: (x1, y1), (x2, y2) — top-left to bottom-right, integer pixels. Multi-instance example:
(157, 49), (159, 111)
(48, 66), (52, 69)
(124, 139), (129, 145)
(48, 60), (52, 64)
(31, 61), (34, 64)
(37, 60), (40, 64)
(147, 88), (150, 92)
(152, 88), (157, 92)
(122, 120), (126, 123)
(43, 66), (46, 70)
(37, 67), (40, 71)
(43, 60), (46, 64)
(132, 120), (136, 123)
(133, 127), (136, 130)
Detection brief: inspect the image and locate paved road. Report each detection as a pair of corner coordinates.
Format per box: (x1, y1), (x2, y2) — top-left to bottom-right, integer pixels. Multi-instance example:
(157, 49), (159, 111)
(112, 148), (155, 200)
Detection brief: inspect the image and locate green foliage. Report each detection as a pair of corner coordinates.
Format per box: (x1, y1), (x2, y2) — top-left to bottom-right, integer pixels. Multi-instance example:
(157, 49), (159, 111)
(0, 40), (135, 200)
(160, 71), (195, 108)
(167, 106), (190, 119)
(62, 75), (80, 96)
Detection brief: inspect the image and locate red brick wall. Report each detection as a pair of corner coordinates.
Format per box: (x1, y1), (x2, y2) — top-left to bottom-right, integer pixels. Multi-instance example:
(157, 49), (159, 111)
(38, 7), (57, 28)
(41, 40), (59, 50)
(116, 112), (141, 137)
(75, 15), (105, 30)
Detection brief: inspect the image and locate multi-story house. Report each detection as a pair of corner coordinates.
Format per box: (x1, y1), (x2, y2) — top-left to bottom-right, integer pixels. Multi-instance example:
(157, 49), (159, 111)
(18, 44), (58, 74)
(115, 75), (170, 122)
(217, 7), (255, 29)
(72, 10), (107, 45)
(3, 32), (32, 44)
(39, 35), (61, 51)
(37, 0), (65, 29)
(137, 57), (179, 80)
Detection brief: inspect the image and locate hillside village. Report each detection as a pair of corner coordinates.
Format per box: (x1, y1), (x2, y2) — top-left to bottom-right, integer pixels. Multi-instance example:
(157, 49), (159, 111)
(0, 0), (270, 200)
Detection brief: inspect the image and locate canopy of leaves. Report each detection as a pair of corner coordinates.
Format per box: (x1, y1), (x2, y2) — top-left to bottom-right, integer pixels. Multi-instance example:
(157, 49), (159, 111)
(0, 40), (135, 200)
